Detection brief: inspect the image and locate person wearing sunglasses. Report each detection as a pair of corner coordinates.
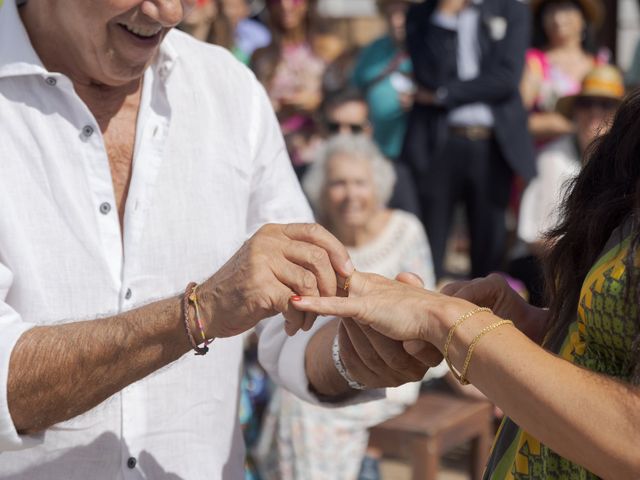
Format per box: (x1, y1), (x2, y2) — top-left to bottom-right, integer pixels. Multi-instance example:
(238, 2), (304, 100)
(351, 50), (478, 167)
(512, 64), (625, 306)
(322, 88), (373, 137)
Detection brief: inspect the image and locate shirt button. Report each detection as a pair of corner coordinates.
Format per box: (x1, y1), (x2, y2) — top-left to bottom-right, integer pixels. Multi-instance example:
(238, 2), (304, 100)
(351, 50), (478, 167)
(82, 125), (95, 137)
(125, 288), (132, 300)
(127, 457), (137, 469)
(99, 202), (111, 215)
(45, 77), (57, 86)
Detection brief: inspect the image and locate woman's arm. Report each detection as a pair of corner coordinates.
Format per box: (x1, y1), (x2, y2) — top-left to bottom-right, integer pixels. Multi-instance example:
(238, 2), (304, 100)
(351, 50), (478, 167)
(440, 274), (548, 344)
(519, 56), (575, 141)
(437, 310), (640, 479)
(291, 272), (640, 478)
(528, 111), (575, 141)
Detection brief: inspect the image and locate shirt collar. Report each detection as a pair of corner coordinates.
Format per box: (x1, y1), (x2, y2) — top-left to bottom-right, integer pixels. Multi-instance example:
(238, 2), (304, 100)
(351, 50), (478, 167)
(0, 0), (179, 83)
(0, 0), (48, 79)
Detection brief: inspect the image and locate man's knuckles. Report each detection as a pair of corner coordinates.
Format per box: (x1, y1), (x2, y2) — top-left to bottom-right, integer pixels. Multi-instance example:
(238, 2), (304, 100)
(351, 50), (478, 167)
(308, 247), (330, 268)
(300, 270), (318, 293)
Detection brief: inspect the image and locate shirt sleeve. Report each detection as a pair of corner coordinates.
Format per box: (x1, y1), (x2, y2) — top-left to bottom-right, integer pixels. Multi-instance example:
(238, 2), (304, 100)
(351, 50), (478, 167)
(0, 262), (43, 451)
(518, 143), (577, 243)
(245, 73), (382, 405)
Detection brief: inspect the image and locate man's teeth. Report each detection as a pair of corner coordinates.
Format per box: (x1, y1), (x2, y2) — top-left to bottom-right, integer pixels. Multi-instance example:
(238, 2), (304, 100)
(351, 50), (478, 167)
(120, 24), (161, 38)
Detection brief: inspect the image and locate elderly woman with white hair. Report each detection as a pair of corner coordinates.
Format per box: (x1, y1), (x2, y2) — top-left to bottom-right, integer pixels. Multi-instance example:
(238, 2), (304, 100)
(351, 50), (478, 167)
(303, 134), (435, 285)
(270, 134), (439, 480)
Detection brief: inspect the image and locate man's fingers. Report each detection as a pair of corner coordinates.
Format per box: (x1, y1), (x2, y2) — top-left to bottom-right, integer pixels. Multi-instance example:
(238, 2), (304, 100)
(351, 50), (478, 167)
(342, 319), (388, 375)
(284, 241), (337, 296)
(337, 322), (377, 385)
(283, 310), (305, 336)
(443, 277), (497, 309)
(402, 340), (443, 367)
(273, 259), (320, 298)
(268, 283), (305, 336)
(344, 320), (425, 381)
(439, 280), (469, 296)
(282, 223), (354, 278)
(301, 312), (317, 332)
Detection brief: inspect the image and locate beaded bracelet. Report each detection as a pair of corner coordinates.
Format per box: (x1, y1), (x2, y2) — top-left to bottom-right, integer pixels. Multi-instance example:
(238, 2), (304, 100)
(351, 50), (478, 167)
(182, 282), (212, 356)
(332, 334), (367, 390)
(443, 307), (492, 384)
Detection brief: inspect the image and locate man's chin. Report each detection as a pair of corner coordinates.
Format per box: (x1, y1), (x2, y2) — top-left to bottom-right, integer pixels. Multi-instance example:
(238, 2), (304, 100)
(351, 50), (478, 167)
(93, 59), (152, 87)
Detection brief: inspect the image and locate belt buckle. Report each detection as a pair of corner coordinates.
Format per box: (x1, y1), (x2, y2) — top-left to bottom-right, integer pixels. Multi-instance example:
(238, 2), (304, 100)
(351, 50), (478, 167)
(467, 126), (486, 141)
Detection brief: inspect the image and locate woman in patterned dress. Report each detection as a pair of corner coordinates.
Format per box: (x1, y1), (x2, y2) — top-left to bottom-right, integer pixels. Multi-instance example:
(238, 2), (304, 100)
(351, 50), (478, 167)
(521, 0), (605, 144)
(290, 92), (640, 478)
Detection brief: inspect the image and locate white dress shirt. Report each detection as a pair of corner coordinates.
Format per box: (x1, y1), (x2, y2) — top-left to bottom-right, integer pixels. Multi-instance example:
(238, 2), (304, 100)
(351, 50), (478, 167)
(0, 0), (332, 477)
(432, 4), (495, 127)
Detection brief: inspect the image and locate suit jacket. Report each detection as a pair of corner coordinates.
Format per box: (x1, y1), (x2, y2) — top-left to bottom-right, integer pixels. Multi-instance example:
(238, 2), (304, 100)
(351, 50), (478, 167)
(401, 0), (536, 181)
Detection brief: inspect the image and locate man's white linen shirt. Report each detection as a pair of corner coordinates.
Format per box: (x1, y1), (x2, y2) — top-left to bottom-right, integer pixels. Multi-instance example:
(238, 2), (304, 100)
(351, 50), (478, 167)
(0, 0), (329, 477)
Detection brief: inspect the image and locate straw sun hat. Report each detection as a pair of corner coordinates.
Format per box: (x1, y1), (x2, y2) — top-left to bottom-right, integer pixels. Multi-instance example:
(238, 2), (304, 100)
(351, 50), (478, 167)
(556, 65), (625, 118)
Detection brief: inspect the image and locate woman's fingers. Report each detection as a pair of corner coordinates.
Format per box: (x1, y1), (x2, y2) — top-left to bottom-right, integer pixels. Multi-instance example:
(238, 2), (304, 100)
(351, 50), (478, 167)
(290, 295), (362, 319)
(395, 272), (424, 288)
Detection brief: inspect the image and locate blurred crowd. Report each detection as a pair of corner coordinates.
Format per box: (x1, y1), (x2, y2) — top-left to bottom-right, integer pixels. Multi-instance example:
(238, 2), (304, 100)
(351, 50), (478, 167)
(178, 0), (631, 479)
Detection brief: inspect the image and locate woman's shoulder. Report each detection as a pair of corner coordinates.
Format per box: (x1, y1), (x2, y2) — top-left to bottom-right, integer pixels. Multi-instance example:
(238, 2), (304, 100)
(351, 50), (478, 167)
(389, 210), (427, 237)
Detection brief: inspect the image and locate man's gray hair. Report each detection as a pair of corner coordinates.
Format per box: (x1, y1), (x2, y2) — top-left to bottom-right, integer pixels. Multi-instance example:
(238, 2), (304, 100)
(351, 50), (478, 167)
(302, 134), (397, 216)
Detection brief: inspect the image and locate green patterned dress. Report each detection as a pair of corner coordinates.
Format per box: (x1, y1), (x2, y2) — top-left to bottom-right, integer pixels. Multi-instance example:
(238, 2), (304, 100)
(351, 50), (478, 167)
(484, 228), (640, 479)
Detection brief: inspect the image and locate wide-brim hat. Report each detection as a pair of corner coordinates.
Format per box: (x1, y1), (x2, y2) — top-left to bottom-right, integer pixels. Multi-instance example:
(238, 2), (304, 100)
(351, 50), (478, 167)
(556, 65), (625, 118)
(531, 0), (604, 28)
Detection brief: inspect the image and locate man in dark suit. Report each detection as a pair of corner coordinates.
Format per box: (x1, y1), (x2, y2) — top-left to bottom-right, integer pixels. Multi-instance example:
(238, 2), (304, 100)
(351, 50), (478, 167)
(401, 0), (535, 279)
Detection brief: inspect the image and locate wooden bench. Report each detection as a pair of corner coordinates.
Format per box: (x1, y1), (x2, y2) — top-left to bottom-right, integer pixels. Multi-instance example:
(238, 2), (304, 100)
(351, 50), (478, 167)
(368, 392), (494, 480)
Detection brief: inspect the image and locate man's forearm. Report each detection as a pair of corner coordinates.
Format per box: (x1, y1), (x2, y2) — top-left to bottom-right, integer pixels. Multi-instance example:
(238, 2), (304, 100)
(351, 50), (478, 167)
(8, 295), (190, 434)
(304, 319), (351, 398)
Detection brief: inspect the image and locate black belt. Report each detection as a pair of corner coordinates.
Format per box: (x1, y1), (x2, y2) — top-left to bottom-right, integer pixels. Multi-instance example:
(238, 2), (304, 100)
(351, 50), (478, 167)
(449, 125), (493, 141)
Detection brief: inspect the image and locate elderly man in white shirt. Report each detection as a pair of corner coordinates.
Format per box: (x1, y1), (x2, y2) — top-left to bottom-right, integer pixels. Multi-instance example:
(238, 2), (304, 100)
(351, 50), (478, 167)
(0, 0), (439, 478)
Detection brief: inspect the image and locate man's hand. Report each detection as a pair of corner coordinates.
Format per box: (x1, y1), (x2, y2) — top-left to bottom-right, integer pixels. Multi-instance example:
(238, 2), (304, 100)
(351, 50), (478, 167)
(337, 272), (442, 389)
(200, 223), (354, 339)
(414, 87), (436, 106)
(440, 273), (549, 344)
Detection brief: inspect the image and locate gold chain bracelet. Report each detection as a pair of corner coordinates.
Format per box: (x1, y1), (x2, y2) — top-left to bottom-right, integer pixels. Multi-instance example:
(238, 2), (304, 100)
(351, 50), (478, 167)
(459, 320), (514, 385)
(443, 307), (492, 383)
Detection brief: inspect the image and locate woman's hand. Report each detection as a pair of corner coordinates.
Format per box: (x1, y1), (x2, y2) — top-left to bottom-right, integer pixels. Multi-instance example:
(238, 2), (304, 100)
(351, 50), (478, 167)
(332, 272), (444, 390)
(291, 271), (475, 345)
(440, 273), (548, 344)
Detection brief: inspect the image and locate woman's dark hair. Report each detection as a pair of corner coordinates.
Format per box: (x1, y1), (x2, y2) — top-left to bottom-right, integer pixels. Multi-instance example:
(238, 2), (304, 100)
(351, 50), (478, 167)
(250, 0), (318, 86)
(543, 88), (640, 382)
(531, 0), (597, 53)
